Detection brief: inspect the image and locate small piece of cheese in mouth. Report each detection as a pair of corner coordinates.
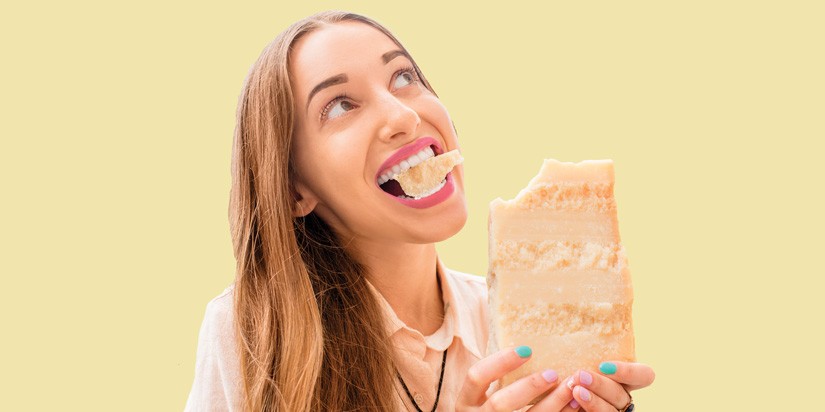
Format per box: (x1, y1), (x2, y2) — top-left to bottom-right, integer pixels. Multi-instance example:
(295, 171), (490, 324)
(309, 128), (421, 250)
(393, 149), (463, 198)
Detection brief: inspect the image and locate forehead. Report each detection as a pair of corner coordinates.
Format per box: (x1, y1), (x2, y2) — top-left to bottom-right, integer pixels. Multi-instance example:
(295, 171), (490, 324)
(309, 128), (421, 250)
(290, 21), (400, 99)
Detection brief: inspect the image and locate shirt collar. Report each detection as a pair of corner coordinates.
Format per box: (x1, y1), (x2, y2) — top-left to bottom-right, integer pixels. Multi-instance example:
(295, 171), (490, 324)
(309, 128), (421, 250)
(364, 255), (483, 359)
(438, 258), (484, 359)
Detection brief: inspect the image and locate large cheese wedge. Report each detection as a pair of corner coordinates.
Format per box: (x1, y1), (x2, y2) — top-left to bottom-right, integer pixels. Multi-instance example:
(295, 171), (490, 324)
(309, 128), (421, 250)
(487, 159), (635, 391)
(395, 150), (463, 198)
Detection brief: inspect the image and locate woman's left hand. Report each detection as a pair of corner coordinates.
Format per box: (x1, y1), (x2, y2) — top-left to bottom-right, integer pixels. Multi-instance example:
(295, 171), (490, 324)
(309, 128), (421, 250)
(565, 361), (655, 411)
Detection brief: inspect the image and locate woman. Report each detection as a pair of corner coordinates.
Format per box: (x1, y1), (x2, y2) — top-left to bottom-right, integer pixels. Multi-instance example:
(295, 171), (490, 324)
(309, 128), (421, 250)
(185, 10), (655, 411)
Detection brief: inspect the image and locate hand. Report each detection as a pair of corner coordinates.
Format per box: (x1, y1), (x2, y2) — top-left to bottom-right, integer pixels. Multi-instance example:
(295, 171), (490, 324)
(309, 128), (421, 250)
(456, 346), (580, 411)
(566, 361), (656, 411)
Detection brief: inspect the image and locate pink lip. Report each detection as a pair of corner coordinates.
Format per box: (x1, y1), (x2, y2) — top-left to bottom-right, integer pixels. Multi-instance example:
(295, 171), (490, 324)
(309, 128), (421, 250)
(376, 136), (443, 179)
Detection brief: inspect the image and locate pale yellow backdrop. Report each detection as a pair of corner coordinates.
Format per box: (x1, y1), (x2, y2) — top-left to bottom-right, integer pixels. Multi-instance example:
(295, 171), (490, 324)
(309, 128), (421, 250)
(2, 0), (822, 410)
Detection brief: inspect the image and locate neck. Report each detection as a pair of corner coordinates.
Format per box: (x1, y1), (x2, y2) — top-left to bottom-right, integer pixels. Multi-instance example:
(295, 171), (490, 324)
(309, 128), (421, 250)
(354, 240), (444, 336)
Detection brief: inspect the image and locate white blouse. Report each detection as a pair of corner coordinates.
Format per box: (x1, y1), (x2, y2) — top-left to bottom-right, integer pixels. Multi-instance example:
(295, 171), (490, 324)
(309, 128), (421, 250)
(184, 258), (489, 411)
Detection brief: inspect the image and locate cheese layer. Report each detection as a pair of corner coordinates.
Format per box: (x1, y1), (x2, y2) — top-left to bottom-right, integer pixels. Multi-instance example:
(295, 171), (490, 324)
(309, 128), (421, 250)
(495, 303), (631, 336)
(498, 331), (636, 387)
(491, 240), (625, 272)
(489, 209), (619, 242)
(500, 182), (617, 212)
(493, 269), (632, 304)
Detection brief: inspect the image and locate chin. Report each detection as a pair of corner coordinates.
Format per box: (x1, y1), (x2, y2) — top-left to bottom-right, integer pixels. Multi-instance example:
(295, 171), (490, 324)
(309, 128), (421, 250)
(416, 195), (468, 243)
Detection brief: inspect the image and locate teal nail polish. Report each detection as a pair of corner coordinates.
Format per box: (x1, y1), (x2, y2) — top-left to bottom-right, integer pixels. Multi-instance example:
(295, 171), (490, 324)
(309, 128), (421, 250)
(599, 361), (617, 375)
(515, 346), (532, 358)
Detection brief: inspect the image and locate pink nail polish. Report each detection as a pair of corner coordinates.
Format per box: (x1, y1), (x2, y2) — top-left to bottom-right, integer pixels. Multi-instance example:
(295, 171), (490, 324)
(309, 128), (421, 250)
(541, 369), (558, 383)
(570, 399), (580, 409)
(579, 370), (593, 386)
(577, 386), (592, 402)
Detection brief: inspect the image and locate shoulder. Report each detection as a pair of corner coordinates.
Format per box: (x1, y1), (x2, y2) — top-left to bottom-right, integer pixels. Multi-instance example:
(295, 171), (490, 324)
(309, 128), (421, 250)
(195, 284), (236, 345)
(195, 283), (238, 361)
(185, 283), (243, 411)
(204, 284), (235, 327)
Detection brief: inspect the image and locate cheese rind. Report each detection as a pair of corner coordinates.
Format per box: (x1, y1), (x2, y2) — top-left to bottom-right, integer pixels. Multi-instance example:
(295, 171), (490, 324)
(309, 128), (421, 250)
(488, 159), (635, 390)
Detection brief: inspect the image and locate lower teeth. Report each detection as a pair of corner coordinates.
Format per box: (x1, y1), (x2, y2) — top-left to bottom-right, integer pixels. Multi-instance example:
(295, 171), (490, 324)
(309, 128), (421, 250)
(396, 178), (447, 200)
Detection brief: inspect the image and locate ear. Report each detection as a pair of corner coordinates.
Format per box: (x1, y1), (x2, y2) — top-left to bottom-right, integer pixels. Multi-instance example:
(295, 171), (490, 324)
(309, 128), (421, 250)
(291, 179), (319, 218)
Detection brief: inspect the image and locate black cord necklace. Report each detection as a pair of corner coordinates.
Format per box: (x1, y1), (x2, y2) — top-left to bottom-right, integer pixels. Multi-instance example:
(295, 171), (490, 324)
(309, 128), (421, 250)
(396, 348), (447, 412)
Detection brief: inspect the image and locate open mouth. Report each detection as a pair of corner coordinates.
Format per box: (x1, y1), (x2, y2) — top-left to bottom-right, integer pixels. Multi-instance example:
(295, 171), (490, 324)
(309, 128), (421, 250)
(380, 179), (408, 197)
(378, 144), (443, 198)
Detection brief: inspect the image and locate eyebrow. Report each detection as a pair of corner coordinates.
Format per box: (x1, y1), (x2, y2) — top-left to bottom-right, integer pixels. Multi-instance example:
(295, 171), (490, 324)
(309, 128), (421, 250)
(305, 74), (348, 114)
(381, 49), (409, 64)
(305, 49), (412, 114)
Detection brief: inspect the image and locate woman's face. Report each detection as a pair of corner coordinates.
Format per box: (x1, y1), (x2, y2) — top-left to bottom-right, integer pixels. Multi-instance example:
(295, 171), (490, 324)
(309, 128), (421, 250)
(289, 21), (467, 246)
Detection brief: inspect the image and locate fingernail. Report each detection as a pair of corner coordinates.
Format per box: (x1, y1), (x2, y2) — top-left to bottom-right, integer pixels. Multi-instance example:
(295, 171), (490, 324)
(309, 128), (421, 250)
(514, 346), (532, 358)
(599, 361), (617, 375)
(577, 386), (592, 402)
(566, 377), (575, 390)
(569, 399), (580, 408)
(541, 369), (558, 383)
(579, 370), (593, 385)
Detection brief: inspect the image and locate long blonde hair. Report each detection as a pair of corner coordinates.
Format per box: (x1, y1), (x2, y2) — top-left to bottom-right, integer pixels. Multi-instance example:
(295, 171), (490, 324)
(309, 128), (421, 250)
(228, 10), (437, 411)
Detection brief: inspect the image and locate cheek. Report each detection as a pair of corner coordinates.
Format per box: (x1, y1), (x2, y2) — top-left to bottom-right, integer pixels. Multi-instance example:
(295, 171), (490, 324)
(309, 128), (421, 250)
(295, 121), (360, 174)
(293, 133), (321, 180)
(299, 137), (371, 209)
(323, 131), (370, 182)
(422, 98), (457, 140)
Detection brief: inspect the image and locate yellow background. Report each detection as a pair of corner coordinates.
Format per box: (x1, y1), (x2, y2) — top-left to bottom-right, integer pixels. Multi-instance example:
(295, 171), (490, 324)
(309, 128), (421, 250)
(2, 0), (823, 410)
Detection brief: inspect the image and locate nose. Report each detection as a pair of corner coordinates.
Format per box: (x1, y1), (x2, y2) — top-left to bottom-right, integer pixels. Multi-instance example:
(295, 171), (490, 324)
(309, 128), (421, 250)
(376, 93), (421, 143)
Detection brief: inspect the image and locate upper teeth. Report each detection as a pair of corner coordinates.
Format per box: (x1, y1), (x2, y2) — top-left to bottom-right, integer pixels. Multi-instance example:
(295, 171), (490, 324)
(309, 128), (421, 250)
(377, 146), (435, 185)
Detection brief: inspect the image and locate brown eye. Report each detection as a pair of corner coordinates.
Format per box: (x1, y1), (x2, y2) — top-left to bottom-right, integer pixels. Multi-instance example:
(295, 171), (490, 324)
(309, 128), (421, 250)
(324, 98), (356, 121)
(393, 68), (418, 90)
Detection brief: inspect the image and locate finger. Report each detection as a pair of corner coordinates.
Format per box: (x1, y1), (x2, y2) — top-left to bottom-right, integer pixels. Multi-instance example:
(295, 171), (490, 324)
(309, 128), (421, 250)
(597, 361), (656, 391)
(572, 385), (615, 412)
(485, 369), (560, 412)
(458, 346), (534, 406)
(568, 370), (631, 410)
(528, 376), (575, 412)
(551, 397), (581, 412)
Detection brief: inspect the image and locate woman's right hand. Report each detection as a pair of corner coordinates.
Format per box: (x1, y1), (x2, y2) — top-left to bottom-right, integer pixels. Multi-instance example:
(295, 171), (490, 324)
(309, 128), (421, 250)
(456, 346), (579, 411)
